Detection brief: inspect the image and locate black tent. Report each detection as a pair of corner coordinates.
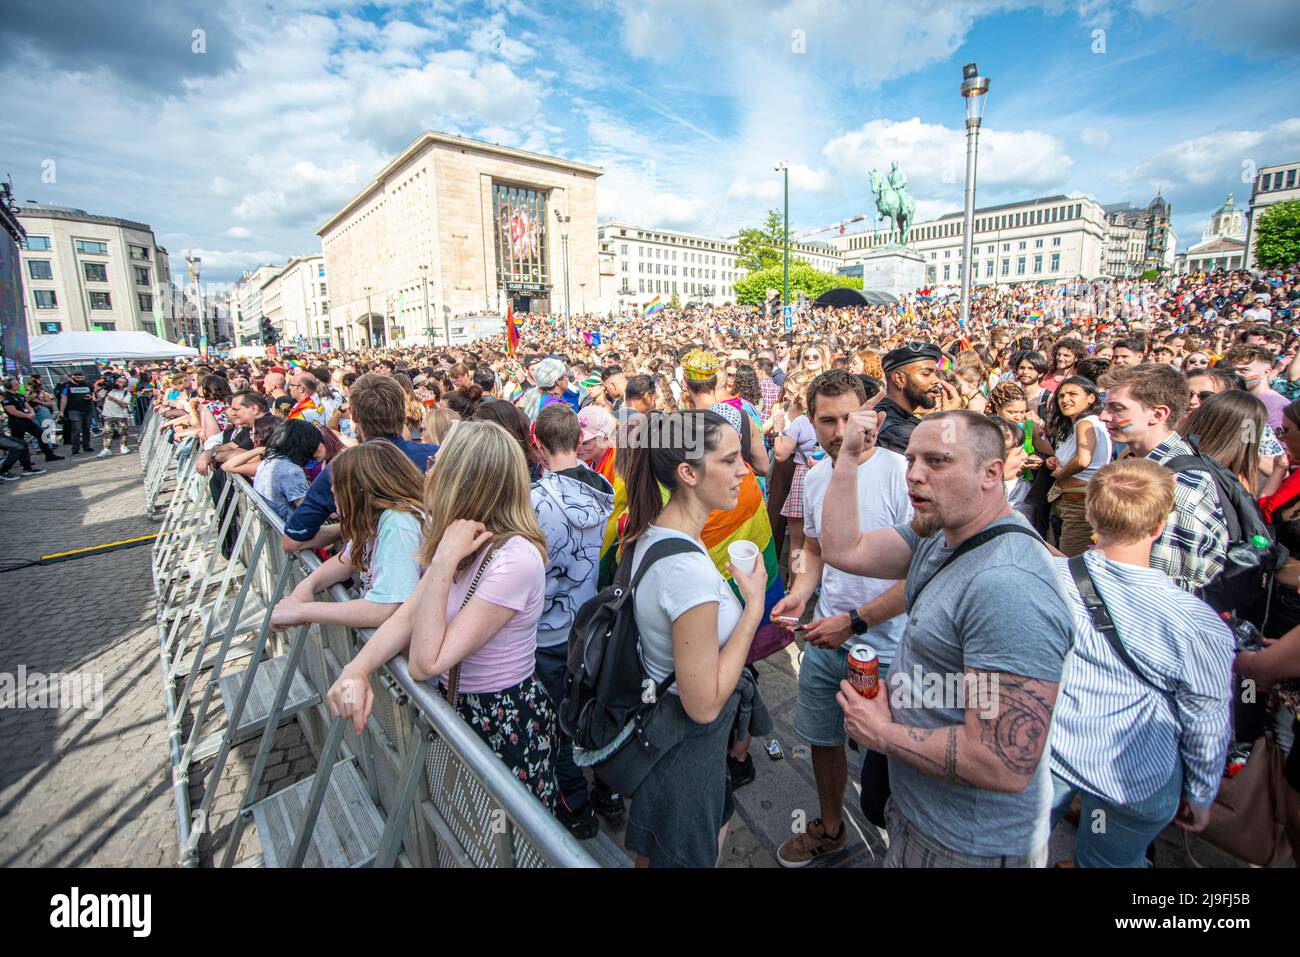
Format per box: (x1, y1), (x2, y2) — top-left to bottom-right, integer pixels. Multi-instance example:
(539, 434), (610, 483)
(813, 287), (899, 307)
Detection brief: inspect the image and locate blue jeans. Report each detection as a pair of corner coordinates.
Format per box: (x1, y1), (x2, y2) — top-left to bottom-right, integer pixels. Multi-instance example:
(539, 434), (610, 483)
(1049, 768), (1183, 868)
(534, 643), (589, 813)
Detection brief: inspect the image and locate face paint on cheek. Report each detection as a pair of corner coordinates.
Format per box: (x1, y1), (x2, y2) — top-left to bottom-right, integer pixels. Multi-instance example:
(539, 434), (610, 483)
(1114, 418), (1133, 431)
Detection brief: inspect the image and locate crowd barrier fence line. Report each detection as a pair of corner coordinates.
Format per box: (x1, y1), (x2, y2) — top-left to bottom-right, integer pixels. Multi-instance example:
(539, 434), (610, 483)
(139, 412), (599, 868)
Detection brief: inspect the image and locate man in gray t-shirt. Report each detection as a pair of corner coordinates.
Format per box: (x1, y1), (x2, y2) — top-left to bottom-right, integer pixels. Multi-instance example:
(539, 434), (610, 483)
(818, 409), (1074, 866)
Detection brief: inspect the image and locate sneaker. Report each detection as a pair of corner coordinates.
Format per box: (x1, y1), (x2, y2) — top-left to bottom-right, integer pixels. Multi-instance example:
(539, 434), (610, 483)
(44, 453), (64, 462)
(727, 753), (756, 790)
(777, 818), (847, 868)
(589, 779), (625, 821)
(0, 473), (18, 482)
(119, 447), (132, 455)
(556, 800), (599, 840)
(96, 448), (113, 458)
(70, 449), (82, 456)
(21, 467), (45, 476)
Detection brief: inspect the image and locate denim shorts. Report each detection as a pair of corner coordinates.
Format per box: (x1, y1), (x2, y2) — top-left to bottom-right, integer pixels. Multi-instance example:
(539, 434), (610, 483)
(794, 643), (851, 747)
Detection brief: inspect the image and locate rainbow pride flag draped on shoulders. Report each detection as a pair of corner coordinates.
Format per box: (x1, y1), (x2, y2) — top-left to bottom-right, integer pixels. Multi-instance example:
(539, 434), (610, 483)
(598, 467), (784, 627)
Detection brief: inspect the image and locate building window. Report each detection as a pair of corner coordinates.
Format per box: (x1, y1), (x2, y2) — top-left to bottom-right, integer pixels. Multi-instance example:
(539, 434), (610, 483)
(39, 321), (61, 334)
(26, 236), (51, 251)
(621, 261), (628, 272)
(985, 260), (994, 278)
(89, 291), (112, 310)
(138, 293), (153, 311)
(1033, 255), (1043, 273)
(1016, 257), (1026, 275)
(83, 261), (108, 282)
(1002, 243), (1010, 252)
(1052, 237), (1061, 246)
(92, 321), (116, 331)
(1018, 241), (1026, 251)
(490, 181), (550, 294)
(944, 249), (951, 259)
(318, 264), (325, 277)
(1035, 239), (1043, 249)
(75, 239), (109, 255)
(129, 244), (149, 261)
(1050, 253), (1061, 272)
(134, 266), (150, 285)
(319, 283), (326, 296)
(34, 289), (57, 309)
(28, 260), (52, 280)
(943, 265), (951, 280)
(1288, 169), (1297, 188)
(638, 279), (645, 292)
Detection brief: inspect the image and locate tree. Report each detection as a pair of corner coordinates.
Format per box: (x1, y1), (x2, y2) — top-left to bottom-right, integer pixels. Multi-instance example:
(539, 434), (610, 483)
(668, 292), (681, 310)
(732, 263), (861, 306)
(1253, 200), (1300, 269)
(736, 209), (787, 272)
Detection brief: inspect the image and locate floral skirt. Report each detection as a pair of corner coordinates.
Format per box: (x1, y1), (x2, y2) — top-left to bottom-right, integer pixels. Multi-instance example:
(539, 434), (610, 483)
(450, 676), (557, 810)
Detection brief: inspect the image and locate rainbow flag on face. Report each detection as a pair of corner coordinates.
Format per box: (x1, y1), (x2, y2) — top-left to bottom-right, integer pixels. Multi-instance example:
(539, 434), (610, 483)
(506, 306), (520, 356)
(643, 295), (663, 317)
(598, 468), (785, 641)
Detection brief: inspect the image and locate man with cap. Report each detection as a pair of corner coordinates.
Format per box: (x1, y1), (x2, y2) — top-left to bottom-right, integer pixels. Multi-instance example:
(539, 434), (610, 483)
(875, 343), (955, 455)
(520, 357), (580, 422)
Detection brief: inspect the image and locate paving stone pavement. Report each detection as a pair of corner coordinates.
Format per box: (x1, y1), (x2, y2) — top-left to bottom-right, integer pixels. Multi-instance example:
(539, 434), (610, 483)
(0, 428), (315, 867)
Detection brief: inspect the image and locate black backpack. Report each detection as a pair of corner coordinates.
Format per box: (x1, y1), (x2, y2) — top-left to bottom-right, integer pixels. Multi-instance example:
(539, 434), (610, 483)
(560, 536), (703, 770)
(1166, 450), (1289, 619)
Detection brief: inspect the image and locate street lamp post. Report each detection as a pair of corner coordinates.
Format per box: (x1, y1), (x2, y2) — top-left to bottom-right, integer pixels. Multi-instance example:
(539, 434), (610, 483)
(419, 265), (431, 346)
(363, 285), (373, 347)
(579, 281), (586, 315)
(959, 62), (990, 329)
(554, 208), (572, 340)
(774, 161), (790, 315)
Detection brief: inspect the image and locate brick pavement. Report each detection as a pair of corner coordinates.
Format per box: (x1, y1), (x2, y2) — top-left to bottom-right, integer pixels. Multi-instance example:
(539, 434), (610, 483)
(0, 427), (314, 867)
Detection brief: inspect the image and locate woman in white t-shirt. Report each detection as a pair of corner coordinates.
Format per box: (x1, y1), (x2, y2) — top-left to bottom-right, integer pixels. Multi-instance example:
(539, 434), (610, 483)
(1045, 376), (1112, 556)
(618, 410), (768, 867)
(270, 441), (424, 631)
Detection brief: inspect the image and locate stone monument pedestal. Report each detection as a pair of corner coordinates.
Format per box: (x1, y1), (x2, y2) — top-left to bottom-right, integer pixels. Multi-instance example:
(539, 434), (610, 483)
(857, 245), (925, 299)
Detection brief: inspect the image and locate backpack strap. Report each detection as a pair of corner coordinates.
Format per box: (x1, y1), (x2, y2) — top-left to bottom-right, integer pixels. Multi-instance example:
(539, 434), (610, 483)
(1165, 452), (1242, 541)
(1068, 554), (1176, 706)
(623, 536), (709, 701)
(914, 523), (1043, 604)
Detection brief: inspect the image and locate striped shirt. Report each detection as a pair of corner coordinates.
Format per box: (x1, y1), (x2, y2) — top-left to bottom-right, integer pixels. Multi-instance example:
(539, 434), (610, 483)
(1144, 434), (1228, 593)
(1049, 550), (1234, 808)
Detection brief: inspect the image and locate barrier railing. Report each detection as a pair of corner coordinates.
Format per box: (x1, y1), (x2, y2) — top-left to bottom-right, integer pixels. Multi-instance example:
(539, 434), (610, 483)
(142, 416), (598, 868)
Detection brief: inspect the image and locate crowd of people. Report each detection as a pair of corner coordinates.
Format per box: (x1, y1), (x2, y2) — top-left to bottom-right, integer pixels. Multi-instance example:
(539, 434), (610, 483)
(88, 263), (1300, 867)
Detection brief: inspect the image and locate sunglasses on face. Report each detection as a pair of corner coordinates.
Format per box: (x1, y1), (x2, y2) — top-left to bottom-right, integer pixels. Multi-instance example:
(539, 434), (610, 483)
(1194, 390), (1216, 402)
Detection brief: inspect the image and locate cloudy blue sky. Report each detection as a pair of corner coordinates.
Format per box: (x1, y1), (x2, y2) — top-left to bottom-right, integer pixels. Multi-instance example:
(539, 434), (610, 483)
(2, 0), (1297, 283)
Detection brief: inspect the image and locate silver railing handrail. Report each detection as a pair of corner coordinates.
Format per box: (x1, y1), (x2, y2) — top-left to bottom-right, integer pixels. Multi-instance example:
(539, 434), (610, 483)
(143, 414), (598, 867)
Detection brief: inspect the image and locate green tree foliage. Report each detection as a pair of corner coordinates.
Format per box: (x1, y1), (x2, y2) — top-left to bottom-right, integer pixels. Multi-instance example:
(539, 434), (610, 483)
(736, 210), (787, 272)
(732, 263), (862, 306)
(1254, 200), (1300, 269)
(668, 292), (681, 310)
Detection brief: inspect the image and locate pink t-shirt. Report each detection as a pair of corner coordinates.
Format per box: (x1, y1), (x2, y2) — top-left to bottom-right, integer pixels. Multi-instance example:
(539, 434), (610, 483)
(438, 535), (545, 695)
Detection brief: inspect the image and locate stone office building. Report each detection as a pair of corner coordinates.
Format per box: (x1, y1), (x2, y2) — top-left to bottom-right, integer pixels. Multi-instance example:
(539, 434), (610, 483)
(318, 131), (602, 348)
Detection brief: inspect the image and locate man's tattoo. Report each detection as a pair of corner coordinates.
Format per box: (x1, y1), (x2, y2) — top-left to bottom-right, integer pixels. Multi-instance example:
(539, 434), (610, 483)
(891, 735), (977, 788)
(905, 725), (934, 743)
(977, 676), (1052, 777)
(944, 726), (958, 781)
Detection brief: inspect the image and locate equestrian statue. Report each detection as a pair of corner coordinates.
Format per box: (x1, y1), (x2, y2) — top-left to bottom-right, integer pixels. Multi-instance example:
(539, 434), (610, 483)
(869, 161), (915, 246)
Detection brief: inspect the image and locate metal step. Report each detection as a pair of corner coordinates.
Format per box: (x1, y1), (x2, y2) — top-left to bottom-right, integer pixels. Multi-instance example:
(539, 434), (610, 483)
(168, 636), (257, 680)
(249, 758), (384, 868)
(217, 655), (320, 742)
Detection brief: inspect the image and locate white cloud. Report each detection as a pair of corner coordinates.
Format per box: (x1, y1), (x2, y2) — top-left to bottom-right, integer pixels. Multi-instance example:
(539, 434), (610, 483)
(224, 226), (252, 239)
(1113, 117), (1300, 199)
(823, 117), (1073, 192)
(1081, 127), (1111, 150)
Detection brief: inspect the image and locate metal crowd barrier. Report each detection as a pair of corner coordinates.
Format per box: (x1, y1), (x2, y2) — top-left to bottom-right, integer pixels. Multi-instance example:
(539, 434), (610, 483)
(141, 415), (599, 868)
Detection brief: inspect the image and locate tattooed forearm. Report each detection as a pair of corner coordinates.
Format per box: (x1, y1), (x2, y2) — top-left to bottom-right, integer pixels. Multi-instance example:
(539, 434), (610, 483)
(889, 725), (977, 787)
(976, 675), (1054, 778)
(944, 726), (958, 781)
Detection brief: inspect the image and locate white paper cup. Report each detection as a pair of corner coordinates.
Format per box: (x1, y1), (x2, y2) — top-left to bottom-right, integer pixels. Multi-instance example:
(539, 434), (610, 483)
(727, 540), (759, 575)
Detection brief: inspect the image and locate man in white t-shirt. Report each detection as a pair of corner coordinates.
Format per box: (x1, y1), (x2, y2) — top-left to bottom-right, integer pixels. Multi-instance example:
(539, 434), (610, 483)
(770, 370), (912, 867)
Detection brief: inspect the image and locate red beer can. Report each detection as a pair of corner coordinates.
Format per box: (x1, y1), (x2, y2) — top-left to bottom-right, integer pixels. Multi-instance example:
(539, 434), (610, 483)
(847, 646), (879, 699)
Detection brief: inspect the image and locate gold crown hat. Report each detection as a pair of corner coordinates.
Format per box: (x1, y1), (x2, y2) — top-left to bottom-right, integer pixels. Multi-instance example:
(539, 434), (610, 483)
(681, 348), (719, 381)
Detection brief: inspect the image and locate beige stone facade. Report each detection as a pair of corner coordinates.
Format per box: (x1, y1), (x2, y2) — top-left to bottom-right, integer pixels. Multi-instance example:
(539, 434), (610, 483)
(318, 131), (602, 348)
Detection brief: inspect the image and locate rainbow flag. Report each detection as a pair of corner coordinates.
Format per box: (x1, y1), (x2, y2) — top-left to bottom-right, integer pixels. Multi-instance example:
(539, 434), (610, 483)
(598, 468), (784, 634)
(643, 295), (663, 317)
(506, 306), (520, 356)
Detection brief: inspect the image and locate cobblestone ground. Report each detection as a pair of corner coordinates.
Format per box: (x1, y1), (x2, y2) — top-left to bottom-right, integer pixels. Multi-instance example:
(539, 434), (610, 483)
(0, 428), (314, 867)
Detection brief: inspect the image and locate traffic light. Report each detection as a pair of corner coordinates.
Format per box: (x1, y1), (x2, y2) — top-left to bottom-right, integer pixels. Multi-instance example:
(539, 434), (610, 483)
(260, 317), (279, 344)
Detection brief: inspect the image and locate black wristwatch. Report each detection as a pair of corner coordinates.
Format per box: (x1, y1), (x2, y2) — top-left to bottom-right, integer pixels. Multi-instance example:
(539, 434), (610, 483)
(848, 609), (869, 636)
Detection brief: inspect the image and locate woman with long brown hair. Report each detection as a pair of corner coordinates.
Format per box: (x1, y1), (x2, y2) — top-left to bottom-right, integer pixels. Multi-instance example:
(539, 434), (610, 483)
(271, 441), (425, 630)
(325, 421), (556, 807)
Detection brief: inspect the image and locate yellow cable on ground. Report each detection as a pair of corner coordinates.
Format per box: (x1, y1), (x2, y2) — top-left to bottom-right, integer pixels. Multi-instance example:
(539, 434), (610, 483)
(39, 533), (160, 562)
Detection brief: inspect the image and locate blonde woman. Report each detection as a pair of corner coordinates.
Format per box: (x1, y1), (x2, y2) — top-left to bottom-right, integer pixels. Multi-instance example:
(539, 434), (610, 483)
(271, 441), (424, 630)
(325, 421), (556, 807)
(421, 407), (457, 445)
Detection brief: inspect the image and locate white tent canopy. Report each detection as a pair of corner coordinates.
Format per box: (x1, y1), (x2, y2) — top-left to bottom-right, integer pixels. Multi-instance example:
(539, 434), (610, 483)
(29, 331), (199, 364)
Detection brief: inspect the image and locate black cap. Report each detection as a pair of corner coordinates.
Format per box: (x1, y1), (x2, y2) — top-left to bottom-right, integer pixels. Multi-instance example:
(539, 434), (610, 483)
(882, 342), (942, 373)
